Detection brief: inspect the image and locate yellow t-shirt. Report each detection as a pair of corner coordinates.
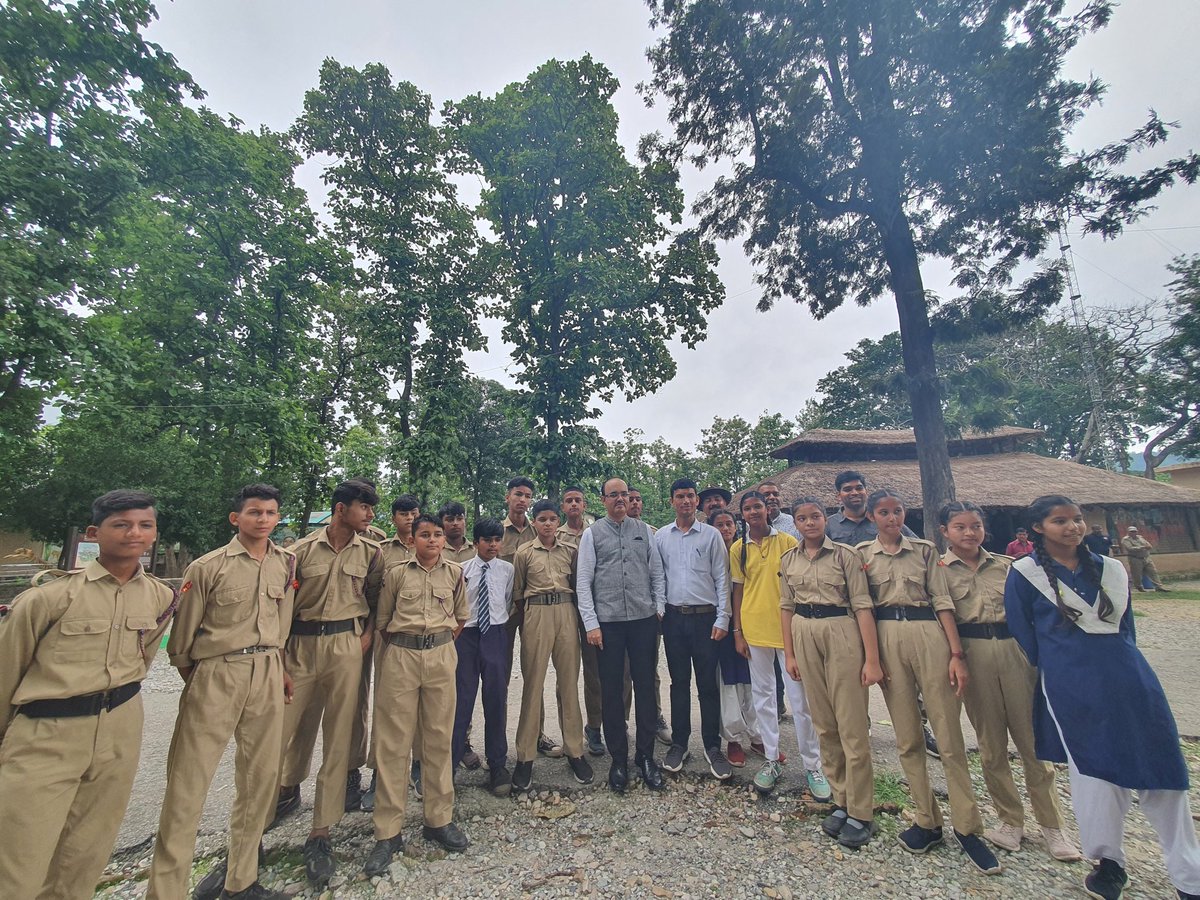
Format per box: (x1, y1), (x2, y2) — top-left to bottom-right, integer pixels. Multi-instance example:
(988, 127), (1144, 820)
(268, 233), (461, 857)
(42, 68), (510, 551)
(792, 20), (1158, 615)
(730, 530), (799, 649)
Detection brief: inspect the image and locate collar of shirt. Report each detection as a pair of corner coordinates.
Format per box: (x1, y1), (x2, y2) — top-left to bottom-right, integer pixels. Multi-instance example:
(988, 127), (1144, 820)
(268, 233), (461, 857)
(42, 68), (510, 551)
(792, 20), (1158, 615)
(746, 527), (779, 545)
(502, 516), (532, 533)
(943, 547), (998, 569)
(83, 559), (146, 583)
(808, 535), (839, 557)
(315, 527), (367, 552)
(667, 518), (702, 535)
(864, 535), (917, 556)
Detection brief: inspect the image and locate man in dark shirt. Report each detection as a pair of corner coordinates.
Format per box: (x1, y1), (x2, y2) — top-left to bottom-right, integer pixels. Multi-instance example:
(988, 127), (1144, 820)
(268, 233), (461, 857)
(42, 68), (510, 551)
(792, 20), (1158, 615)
(824, 470), (916, 544)
(1083, 524), (1113, 557)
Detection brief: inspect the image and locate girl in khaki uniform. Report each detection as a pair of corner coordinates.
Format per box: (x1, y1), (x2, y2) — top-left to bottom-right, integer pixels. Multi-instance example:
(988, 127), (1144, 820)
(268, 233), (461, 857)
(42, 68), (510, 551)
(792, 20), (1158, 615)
(938, 501), (1081, 863)
(858, 489), (1000, 875)
(780, 497), (881, 848)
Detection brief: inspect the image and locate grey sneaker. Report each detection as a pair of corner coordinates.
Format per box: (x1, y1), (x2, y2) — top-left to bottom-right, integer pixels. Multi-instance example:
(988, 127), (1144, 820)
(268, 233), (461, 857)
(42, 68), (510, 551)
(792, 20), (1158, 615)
(662, 744), (689, 773)
(703, 745), (733, 781)
(655, 715), (672, 746)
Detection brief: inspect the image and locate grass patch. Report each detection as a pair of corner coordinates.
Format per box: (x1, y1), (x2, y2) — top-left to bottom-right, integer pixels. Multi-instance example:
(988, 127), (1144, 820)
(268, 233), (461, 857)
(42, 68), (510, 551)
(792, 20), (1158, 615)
(873, 771), (908, 811)
(1145, 588), (1200, 602)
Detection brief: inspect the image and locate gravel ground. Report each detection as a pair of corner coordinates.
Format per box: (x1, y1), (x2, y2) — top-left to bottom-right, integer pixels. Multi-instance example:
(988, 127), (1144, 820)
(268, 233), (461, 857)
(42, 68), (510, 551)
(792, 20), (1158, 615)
(95, 595), (1200, 899)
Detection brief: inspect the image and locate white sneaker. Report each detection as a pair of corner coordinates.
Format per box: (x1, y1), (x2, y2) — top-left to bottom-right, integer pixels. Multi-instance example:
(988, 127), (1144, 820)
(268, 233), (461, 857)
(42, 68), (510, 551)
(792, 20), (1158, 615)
(1041, 826), (1082, 861)
(984, 822), (1023, 852)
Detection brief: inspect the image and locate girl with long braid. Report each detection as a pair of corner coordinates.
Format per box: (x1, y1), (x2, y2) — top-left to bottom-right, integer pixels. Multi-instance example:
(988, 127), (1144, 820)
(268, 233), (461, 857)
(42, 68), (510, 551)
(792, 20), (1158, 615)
(1005, 495), (1200, 900)
(710, 508), (761, 767)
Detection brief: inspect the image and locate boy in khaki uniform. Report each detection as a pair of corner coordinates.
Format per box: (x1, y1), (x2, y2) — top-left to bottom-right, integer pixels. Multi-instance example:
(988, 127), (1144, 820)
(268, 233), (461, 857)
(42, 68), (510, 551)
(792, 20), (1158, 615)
(0, 491), (176, 900)
(512, 501), (593, 790)
(147, 484), (296, 900)
(440, 501), (477, 565)
(276, 480), (383, 888)
(557, 486), (605, 756)
(364, 515), (469, 876)
(779, 498), (879, 848)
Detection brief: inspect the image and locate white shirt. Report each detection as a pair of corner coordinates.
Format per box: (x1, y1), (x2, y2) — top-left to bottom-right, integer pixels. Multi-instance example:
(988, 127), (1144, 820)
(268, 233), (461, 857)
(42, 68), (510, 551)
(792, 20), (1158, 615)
(461, 555), (514, 628)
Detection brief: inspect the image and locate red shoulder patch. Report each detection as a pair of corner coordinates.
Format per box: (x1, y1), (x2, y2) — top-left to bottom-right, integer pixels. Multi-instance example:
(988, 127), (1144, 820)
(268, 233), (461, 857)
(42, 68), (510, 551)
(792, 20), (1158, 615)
(181, 581), (192, 593)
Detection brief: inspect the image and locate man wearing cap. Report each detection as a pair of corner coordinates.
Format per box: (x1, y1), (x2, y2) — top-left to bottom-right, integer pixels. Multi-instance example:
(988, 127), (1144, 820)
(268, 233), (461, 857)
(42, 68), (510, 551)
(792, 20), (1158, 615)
(1120, 526), (1170, 592)
(698, 486), (732, 522)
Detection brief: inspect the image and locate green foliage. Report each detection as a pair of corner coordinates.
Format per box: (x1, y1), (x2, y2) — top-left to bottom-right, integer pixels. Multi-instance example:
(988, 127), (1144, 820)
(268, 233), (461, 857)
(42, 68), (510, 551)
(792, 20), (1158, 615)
(694, 413), (801, 493)
(446, 56), (724, 497)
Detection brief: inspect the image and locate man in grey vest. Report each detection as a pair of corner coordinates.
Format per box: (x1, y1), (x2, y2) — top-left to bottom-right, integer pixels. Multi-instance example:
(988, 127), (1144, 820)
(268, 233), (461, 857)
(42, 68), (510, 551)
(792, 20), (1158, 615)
(577, 477), (667, 793)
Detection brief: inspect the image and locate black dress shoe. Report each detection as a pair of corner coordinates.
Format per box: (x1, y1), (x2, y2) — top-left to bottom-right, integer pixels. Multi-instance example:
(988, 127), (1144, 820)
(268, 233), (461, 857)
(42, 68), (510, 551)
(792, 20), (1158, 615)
(266, 785), (300, 832)
(423, 822), (469, 853)
(194, 844), (266, 900)
(608, 761), (629, 794)
(344, 768), (364, 812)
(635, 754), (665, 791)
(219, 883), (289, 900)
(303, 835), (336, 885)
(363, 833), (404, 877)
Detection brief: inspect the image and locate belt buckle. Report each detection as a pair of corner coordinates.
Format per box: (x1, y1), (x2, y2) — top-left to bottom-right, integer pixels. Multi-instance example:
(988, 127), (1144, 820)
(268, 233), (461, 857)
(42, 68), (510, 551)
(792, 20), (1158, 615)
(421, 634), (436, 650)
(318, 622), (331, 636)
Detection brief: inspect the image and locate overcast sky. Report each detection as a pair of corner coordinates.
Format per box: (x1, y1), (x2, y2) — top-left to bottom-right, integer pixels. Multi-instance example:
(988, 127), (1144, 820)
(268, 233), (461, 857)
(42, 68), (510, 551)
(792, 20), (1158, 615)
(145, 0), (1200, 451)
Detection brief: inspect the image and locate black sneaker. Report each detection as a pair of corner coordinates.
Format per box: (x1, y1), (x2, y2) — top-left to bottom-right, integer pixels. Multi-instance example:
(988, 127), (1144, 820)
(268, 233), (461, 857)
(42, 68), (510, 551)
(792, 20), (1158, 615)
(1085, 858), (1128, 900)
(567, 755), (594, 785)
(303, 835), (335, 885)
(924, 724), (940, 759)
(956, 831), (1002, 875)
(662, 744), (689, 773)
(537, 734), (563, 757)
(837, 817), (877, 850)
(821, 808), (848, 838)
(489, 765), (513, 796)
(345, 767), (364, 812)
(423, 822), (469, 853)
(360, 771), (377, 812)
(363, 834), (404, 877)
(219, 884), (289, 900)
(584, 725), (605, 757)
(512, 760), (534, 791)
(898, 824), (944, 854)
(703, 745), (733, 781)
(196, 844), (267, 900)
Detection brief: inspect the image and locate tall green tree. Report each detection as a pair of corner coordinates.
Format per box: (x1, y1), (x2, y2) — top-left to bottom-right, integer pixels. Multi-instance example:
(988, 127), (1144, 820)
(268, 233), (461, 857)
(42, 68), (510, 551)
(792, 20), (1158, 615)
(446, 56), (724, 498)
(294, 59), (485, 492)
(694, 412), (801, 491)
(644, 0), (1198, 534)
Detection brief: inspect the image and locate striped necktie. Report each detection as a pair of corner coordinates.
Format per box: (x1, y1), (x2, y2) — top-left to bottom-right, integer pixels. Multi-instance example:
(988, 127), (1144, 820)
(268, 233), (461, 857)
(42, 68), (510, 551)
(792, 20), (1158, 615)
(477, 563), (491, 634)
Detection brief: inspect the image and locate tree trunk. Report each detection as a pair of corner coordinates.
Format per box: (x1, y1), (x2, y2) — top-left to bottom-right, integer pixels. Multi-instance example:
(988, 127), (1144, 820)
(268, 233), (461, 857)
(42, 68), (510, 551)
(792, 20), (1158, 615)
(878, 213), (956, 542)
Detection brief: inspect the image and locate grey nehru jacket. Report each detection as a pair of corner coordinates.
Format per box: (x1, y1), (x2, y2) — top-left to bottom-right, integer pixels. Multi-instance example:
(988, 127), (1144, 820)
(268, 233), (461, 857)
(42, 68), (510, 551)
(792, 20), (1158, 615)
(576, 516), (666, 632)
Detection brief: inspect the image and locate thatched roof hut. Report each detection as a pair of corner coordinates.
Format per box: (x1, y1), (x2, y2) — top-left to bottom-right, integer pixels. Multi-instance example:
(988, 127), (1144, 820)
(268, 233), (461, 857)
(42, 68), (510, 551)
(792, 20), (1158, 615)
(754, 427), (1200, 553)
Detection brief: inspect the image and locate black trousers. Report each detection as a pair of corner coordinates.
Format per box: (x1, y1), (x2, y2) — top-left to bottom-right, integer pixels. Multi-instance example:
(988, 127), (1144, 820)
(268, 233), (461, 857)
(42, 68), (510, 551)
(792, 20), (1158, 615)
(597, 615), (659, 764)
(661, 605), (721, 752)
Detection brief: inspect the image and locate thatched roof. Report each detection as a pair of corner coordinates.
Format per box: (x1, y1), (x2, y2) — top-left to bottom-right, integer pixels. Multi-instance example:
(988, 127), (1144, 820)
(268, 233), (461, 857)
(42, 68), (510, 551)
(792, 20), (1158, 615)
(1160, 461), (1200, 473)
(758, 452), (1200, 510)
(771, 426), (1042, 462)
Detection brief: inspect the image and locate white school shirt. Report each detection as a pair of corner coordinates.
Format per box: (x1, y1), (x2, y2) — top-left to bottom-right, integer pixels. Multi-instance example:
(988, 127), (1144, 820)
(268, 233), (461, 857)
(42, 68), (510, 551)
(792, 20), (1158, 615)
(461, 555), (514, 628)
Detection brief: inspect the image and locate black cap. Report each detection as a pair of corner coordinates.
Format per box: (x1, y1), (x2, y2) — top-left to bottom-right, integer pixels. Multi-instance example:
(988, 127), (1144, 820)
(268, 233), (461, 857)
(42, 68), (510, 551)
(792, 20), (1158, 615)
(698, 486), (732, 505)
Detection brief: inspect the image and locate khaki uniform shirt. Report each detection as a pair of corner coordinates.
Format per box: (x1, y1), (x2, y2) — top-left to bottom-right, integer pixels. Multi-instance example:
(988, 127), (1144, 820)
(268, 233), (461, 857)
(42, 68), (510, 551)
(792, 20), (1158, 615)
(500, 517), (535, 564)
(1121, 535), (1154, 559)
(378, 558), (468, 635)
(0, 562), (176, 730)
(857, 537), (953, 612)
(555, 524), (587, 548)
(380, 537), (415, 571)
(512, 540), (576, 601)
(291, 529), (383, 627)
(441, 543), (477, 565)
(779, 537), (873, 613)
(942, 549), (1012, 624)
(168, 537), (297, 666)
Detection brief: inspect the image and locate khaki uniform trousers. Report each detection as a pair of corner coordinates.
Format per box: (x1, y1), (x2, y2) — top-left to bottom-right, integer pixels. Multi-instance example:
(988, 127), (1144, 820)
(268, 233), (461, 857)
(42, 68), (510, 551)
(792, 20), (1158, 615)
(147, 653), (282, 898)
(791, 615), (874, 821)
(518, 603), (584, 760)
(372, 639), (457, 838)
(0, 694), (143, 900)
(1128, 555), (1164, 590)
(277, 631), (364, 830)
(961, 636), (1064, 829)
(877, 619), (982, 835)
(579, 620), (603, 729)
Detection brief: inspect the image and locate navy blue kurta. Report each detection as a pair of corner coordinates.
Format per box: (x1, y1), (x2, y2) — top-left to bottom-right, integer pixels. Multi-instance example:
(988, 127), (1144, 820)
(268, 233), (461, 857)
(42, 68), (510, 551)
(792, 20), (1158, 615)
(1003, 551), (1188, 791)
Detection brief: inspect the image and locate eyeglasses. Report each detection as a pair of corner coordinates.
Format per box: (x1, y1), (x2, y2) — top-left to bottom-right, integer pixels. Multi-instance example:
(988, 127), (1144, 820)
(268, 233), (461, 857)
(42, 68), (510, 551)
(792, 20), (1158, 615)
(605, 491), (630, 500)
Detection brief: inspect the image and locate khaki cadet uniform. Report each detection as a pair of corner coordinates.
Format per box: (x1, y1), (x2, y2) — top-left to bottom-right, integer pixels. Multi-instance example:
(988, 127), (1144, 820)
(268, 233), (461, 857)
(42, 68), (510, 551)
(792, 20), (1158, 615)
(373, 558), (467, 838)
(442, 543), (477, 565)
(858, 537), (984, 836)
(500, 517), (535, 678)
(1120, 532), (1166, 590)
(0, 562), (175, 900)
(780, 538), (874, 822)
(558, 525), (602, 730)
(278, 529), (382, 831)
(147, 539), (296, 899)
(943, 549), (1064, 831)
(513, 540), (584, 760)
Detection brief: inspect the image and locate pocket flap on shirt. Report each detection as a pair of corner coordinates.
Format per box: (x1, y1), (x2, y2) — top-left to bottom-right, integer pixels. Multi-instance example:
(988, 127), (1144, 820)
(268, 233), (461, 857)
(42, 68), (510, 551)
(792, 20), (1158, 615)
(213, 588), (249, 606)
(267, 585), (286, 600)
(125, 616), (158, 631)
(59, 618), (109, 636)
(342, 563), (370, 578)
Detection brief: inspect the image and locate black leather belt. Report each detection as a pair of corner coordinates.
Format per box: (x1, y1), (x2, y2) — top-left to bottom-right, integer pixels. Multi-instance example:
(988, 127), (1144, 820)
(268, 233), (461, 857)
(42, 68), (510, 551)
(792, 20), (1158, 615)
(526, 592), (570, 606)
(291, 618), (357, 636)
(957, 622), (1011, 640)
(388, 630), (453, 650)
(19, 681), (141, 718)
(667, 603), (716, 616)
(793, 603), (851, 619)
(874, 607), (938, 621)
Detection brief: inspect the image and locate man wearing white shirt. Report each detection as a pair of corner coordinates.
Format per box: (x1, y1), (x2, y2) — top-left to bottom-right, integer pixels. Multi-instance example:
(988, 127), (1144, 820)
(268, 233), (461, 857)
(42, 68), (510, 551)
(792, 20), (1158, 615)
(655, 478), (734, 781)
(452, 519), (515, 796)
(759, 481), (800, 538)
